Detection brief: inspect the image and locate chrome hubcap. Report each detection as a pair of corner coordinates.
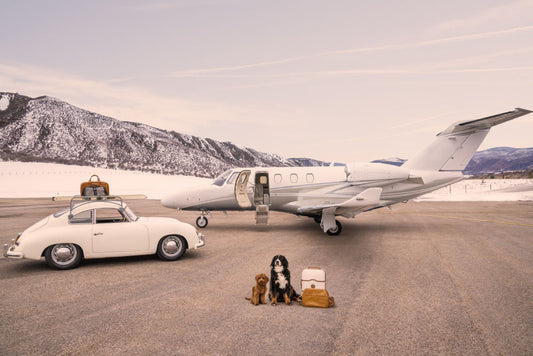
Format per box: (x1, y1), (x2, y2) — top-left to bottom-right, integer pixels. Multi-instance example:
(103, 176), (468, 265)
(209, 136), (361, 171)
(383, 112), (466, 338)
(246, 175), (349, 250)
(53, 244), (75, 263)
(163, 237), (181, 255)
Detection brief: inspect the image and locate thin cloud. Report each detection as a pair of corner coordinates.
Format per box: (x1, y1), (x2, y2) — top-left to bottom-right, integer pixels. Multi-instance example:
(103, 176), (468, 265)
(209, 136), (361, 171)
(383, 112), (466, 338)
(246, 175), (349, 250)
(433, 0), (533, 33)
(170, 65), (533, 80)
(171, 25), (533, 78)
(0, 62), (240, 133)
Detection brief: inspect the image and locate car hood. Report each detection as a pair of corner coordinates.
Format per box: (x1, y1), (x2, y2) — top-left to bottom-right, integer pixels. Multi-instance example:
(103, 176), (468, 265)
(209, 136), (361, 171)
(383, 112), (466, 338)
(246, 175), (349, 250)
(26, 216), (51, 233)
(138, 216), (182, 224)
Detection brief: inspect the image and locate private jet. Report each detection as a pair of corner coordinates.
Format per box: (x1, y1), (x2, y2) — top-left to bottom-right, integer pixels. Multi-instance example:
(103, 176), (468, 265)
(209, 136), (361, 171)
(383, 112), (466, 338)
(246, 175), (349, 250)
(161, 108), (531, 235)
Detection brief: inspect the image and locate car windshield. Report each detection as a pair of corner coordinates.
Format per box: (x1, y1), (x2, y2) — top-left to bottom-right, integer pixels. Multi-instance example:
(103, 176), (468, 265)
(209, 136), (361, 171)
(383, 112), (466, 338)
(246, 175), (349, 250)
(53, 208), (70, 218)
(122, 206), (138, 222)
(212, 169), (232, 186)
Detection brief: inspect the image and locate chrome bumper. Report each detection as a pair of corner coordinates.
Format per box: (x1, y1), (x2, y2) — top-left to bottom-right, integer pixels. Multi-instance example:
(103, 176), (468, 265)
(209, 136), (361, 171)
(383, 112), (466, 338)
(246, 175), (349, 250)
(3, 243), (23, 259)
(194, 233), (206, 249)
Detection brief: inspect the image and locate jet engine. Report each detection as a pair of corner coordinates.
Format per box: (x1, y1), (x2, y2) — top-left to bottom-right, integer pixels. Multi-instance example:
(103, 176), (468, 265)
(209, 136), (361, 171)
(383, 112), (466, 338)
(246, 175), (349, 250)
(345, 162), (410, 186)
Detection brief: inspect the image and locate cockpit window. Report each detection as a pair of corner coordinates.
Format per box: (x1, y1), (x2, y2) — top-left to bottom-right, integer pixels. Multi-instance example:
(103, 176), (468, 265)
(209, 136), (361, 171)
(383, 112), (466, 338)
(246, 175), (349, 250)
(212, 169), (232, 186)
(226, 172), (239, 185)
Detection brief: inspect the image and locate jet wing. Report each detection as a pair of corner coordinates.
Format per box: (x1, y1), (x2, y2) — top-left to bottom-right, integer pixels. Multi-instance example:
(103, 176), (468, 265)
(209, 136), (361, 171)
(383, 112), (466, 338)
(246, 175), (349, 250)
(294, 187), (383, 215)
(438, 108), (532, 136)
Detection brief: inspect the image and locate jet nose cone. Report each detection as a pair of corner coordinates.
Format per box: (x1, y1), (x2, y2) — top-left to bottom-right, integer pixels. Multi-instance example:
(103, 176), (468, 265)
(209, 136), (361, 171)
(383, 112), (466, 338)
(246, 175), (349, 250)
(161, 193), (182, 209)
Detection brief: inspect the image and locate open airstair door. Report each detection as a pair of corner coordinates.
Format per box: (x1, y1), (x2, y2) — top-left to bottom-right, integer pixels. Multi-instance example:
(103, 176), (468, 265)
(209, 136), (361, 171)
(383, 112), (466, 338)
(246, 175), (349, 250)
(254, 172), (270, 206)
(254, 172), (270, 224)
(234, 170), (252, 208)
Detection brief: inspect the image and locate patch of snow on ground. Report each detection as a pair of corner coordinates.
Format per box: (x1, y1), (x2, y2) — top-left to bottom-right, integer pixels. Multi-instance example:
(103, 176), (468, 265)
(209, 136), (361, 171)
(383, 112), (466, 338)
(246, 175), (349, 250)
(0, 94), (10, 110)
(0, 161), (210, 199)
(415, 179), (533, 201)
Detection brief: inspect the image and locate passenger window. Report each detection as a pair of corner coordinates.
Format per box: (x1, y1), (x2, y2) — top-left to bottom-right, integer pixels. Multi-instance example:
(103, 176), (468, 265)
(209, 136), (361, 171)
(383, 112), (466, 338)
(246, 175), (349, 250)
(95, 208), (126, 223)
(274, 174), (282, 184)
(290, 173), (298, 183)
(306, 173), (314, 183)
(69, 210), (92, 224)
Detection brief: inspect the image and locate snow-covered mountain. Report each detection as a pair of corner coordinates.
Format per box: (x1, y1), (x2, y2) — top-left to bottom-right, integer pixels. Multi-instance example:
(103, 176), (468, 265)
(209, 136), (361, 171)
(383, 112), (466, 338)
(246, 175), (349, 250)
(372, 147), (533, 175)
(0, 92), (326, 177)
(463, 147), (533, 175)
(1, 92), (531, 177)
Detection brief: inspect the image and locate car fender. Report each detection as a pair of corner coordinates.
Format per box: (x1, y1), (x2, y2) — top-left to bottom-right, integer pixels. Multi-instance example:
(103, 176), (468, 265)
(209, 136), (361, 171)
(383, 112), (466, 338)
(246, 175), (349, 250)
(17, 226), (91, 260)
(140, 217), (198, 250)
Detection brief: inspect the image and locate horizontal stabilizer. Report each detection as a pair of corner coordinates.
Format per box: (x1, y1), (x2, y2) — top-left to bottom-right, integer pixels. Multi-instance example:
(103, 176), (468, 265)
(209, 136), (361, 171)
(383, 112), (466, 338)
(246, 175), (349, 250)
(438, 108), (531, 136)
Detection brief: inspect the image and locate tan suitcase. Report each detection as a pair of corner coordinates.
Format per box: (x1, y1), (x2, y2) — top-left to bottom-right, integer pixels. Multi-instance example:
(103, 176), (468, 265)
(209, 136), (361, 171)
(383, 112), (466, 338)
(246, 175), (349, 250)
(80, 175), (110, 196)
(301, 267), (326, 290)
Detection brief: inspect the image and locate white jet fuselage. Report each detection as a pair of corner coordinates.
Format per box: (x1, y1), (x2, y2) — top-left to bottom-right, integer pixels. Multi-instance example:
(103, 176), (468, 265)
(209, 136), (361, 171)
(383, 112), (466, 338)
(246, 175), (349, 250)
(161, 164), (463, 216)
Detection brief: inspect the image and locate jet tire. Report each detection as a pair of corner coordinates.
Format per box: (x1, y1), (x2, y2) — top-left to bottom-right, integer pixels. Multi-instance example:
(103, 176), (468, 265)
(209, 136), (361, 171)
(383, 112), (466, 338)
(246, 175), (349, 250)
(196, 216), (208, 228)
(326, 220), (342, 236)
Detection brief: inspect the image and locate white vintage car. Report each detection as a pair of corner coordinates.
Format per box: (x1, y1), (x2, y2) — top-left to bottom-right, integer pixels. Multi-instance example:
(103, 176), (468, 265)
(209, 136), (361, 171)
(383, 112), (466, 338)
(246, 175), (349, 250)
(3, 196), (205, 269)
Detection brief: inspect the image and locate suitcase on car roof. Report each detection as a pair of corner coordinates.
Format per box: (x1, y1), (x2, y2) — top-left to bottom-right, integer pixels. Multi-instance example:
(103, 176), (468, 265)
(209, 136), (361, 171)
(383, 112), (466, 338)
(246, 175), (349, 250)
(301, 267), (326, 290)
(80, 175), (109, 196)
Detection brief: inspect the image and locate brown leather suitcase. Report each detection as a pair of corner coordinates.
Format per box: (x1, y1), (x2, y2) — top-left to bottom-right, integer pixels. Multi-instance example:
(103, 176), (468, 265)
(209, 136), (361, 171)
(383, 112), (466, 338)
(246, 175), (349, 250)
(80, 175), (109, 196)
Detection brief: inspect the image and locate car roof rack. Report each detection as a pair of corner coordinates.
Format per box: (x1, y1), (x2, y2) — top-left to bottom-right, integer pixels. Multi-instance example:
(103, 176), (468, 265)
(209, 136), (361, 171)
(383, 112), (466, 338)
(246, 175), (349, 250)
(70, 195), (125, 212)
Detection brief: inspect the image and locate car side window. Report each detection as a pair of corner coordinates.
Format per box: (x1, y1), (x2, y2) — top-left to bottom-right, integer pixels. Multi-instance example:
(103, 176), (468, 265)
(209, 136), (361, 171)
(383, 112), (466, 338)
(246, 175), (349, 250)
(95, 208), (127, 224)
(69, 210), (93, 224)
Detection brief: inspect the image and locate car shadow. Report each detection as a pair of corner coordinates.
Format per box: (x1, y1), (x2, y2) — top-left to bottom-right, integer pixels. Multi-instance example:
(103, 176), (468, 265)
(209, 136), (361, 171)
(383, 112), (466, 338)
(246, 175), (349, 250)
(0, 251), (202, 275)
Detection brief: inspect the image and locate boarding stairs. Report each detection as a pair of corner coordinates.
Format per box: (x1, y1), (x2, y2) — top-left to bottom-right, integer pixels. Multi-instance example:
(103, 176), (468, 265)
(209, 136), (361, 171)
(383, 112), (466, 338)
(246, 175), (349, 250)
(255, 204), (270, 224)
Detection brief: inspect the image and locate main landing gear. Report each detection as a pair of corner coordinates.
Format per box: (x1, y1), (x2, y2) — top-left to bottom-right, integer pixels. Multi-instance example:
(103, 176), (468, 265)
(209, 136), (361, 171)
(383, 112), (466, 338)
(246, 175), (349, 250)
(325, 220), (342, 236)
(313, 215), (343, 236)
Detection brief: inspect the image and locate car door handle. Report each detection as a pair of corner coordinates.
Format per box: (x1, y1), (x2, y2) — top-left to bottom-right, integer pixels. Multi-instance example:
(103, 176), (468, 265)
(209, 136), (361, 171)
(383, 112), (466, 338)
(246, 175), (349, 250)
(93, 232), (103, 236)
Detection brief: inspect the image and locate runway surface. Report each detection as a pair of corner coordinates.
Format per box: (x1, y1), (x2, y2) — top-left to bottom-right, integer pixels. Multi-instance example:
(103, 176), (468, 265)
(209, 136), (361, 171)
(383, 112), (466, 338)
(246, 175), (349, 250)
(1, 199), (532, 355)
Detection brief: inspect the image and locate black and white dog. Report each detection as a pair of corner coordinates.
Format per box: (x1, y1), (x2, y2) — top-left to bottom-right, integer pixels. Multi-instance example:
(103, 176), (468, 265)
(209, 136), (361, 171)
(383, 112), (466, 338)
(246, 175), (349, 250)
(269, 255), (300, 305)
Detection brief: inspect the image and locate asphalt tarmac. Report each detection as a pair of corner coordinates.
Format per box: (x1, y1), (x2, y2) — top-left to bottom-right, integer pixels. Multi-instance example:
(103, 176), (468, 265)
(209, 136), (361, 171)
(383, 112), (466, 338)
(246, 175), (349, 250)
(1, 199), (532, 355)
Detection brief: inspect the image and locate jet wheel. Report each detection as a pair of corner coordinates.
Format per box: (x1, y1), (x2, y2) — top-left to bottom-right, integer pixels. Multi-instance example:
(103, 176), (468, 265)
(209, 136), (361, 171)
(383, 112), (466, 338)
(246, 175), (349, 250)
(326, 220), (342, 236)
(196, 216), (208, 228)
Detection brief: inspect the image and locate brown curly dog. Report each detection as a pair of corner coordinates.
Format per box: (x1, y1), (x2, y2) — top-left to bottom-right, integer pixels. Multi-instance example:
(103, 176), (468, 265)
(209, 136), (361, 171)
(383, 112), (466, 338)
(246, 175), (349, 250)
(245, 273), (269, 305)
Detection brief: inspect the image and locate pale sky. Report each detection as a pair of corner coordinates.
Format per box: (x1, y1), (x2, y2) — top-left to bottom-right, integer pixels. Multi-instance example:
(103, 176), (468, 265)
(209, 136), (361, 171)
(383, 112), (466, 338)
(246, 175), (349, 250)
(1, 0), (532, 163)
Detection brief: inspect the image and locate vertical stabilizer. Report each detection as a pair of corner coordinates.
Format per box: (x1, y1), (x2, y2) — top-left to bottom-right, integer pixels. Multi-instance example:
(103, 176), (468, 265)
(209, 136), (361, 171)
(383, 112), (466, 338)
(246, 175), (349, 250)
(403, 108), (531, 171)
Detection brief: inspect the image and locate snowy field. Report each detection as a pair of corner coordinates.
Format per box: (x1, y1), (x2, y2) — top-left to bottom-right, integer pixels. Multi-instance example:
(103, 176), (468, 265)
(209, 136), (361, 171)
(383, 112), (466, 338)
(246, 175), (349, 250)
(0, 161), (532, 201)
(416, 178), (533, 202)
(0, 161), (210, 199)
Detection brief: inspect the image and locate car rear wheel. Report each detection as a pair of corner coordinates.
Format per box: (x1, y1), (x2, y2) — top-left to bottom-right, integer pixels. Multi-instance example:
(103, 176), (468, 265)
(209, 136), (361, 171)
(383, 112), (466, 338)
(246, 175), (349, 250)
(157, 235), (186, 261)
(45, 243), (82, 270)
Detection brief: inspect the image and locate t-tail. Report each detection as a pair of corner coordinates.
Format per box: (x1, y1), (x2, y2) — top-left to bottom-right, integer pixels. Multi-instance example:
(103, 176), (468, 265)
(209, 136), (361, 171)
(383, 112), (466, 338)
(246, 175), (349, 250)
(403, 108), (532, 172)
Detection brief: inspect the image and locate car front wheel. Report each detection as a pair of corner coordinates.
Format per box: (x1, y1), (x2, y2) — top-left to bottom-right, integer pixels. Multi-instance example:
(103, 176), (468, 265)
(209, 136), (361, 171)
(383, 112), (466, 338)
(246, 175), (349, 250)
(45, 243), (82, 270)
(157, 235), (186, 261)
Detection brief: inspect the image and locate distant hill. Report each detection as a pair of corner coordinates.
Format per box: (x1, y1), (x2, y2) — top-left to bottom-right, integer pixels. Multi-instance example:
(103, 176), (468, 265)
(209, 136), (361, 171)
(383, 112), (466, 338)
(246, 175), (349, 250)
(372, 147), (533, 176)
(1, 92), (531, 177)
(0, 92), (326, 177)
(462, 147), (533, 175)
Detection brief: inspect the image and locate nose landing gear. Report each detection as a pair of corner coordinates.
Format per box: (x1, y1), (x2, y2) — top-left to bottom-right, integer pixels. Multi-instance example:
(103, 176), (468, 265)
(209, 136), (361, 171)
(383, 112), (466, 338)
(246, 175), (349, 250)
(195, 210), (211, 228)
